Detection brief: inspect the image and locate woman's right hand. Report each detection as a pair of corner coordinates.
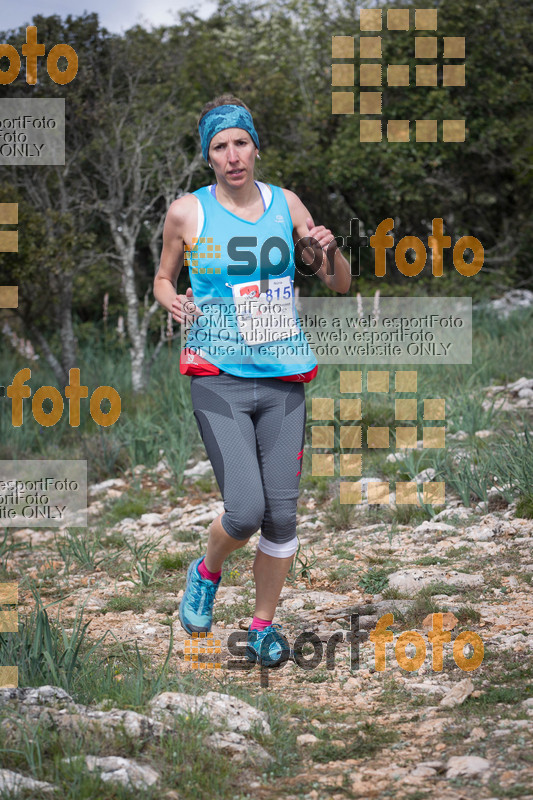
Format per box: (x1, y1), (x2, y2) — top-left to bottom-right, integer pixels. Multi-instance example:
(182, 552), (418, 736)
(171, 286), (201, 325)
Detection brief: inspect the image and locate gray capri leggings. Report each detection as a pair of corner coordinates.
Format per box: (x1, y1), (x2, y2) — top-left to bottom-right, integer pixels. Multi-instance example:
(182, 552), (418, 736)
(190, 372), (306, 556)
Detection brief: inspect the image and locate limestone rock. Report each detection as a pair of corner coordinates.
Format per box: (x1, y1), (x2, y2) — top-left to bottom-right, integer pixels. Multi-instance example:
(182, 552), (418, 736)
(149, 691), (271, 736)
(54, 707), (170, 742)
(466, 526), (494, 541)
(63, 755), (160, 789)
(446, 755), (491, 778)
(139, 513), (164, 526)
(0, 685), (81, 710)
(283, 596), (305, 611)
(408, 682), (447, 696)
(410, 765), (437, 777)
(0, 687), (171, 743)
(466, 726), (487, 741)
(88, 478), (127, 497)
(439, 677), (475, 708)
(182, 459), (214, 478)
(206, 731), (273, 764)
(0, 769), (56, 794)
(417, 760), (445, 771)
(485, 289), (533, 318)
(297, 733), (319, 745)
(414, 520), (455, 534)
(387, 569), (483, 594)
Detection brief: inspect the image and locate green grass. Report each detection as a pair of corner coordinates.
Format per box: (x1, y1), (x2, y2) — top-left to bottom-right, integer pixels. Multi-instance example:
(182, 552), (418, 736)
(415, 555), (449, 566)
(445, 546), (471, 558)
(332, 544), (356, 561)
(454, 605), (482, 625)
(295, 668), (331, 684)
(54, 527), (116, 573)
(327, 563), (354, 591)
(212, 596), (254, 625)
(287, 542), (317, 585)
(300, 474), (331, 504)
(322, 498), (356, 532)
(417, 581), (464, 597)
(172, 529), (202, 543)
(470, 686), (528, 705)
(357, 567), (390, 594)
(102, 594), (149, 614)
(486, 783), (532, 799)
(395, 595), (445, 629)
(381, 586), (407, 600)
(157, 551), (186, 570)
(102, 488), (154, 524)
(193, 475), (216, 493)
(309, 721), (399, 763)
(0, 582), (114, 693)
(391, 505), (433, 525)
(447, 390), (502, 436)
(516, 494), (533, 519)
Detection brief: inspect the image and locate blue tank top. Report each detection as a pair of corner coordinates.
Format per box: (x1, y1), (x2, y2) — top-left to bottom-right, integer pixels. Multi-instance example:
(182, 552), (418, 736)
(184, 183), (318, 378)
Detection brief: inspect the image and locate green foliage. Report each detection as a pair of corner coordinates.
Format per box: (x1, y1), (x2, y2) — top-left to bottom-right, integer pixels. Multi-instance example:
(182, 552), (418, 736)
(157, 552), (186, 571)
(455, 605), (481, 625)
(392, 504), (433, 525)
(0, 529), (28, 575)
(395, 596), (445, 629)
(310, 721), (398, 762)
(122, 533), (168, 588)
(516, 495), (533, 519)
(447, 392), (501, 436)
(416, 555), (448, 566)
(54, 527), (114, 573)
(417, 581), (462, 597)
(358, 567), (390, 594)
(300, 474), (331, 504)
(470, 686), (530, 706)
(103, 489), (154, 524)
(287, 542), (318, 585)
(1, 0), (531, 402)
(492, 428), (533, 504)
(322, 498), (355, 531)
(0, 583), (110, 691)
(327, 563), (354, 591)
(438, 449), (494, 506)
(102, 595), (148, 614)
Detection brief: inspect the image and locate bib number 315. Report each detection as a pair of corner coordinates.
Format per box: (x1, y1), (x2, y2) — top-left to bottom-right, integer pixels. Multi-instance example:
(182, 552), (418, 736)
(233, 276), (300, 346)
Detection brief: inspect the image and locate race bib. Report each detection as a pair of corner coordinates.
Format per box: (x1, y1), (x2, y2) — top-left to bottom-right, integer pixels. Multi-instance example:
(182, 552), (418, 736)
(232, 276), (300, 346)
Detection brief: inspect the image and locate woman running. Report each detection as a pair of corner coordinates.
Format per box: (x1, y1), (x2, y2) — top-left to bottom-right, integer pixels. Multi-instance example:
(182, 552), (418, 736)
(154, 94), (351, 667)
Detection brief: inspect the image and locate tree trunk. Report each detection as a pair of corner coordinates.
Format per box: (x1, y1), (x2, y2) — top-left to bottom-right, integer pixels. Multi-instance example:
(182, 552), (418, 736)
(27, 323), (68, 386)
(114, 225), (159, 393)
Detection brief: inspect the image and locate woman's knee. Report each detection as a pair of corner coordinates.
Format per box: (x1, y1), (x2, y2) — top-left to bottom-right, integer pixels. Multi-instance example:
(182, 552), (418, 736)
(261, 506), (297, 540)
(222, 500), (266, 540)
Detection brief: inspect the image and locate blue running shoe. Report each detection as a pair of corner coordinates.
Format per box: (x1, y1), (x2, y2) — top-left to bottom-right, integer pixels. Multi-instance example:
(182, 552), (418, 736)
(245, 623), (291, 667)
(179, 556), (221, 634)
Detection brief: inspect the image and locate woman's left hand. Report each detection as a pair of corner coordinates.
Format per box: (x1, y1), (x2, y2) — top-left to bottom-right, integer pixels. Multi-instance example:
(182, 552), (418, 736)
(304, 217), (337, 258)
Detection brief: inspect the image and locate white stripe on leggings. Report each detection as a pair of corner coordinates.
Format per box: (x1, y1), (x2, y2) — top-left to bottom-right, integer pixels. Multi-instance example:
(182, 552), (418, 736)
(257, 534), (299, 558)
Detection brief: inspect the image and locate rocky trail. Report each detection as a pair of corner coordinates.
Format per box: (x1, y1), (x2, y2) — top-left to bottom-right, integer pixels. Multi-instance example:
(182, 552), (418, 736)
(1, 375), (532, 799)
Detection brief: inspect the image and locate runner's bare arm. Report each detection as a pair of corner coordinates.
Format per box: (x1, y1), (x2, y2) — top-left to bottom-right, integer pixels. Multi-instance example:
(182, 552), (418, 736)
(282, 188), (351, 294)
(154, 195), (198, 324)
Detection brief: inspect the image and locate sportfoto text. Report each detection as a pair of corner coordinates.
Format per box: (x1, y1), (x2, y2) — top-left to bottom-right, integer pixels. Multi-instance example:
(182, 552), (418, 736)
(224, 613), (484, 687)
(207, 218), (483, 279)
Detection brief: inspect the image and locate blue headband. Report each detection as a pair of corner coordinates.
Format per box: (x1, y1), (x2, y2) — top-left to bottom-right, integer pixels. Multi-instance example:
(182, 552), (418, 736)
(198, 104), (260, 162)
